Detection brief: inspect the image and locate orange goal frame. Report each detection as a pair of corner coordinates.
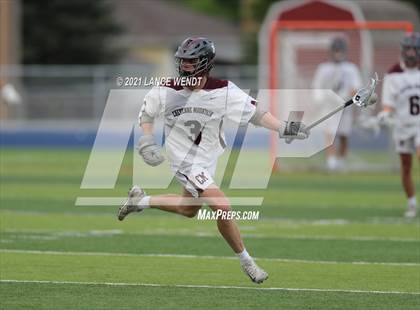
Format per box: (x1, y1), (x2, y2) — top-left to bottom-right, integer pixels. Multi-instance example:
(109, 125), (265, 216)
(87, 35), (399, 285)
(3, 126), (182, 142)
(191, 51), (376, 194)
(268, 20), (414, 168)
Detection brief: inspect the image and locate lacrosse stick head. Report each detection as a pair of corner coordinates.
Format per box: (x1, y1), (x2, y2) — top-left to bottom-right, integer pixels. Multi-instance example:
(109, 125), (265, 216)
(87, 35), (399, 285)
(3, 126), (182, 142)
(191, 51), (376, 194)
(352, 72), (379, 108)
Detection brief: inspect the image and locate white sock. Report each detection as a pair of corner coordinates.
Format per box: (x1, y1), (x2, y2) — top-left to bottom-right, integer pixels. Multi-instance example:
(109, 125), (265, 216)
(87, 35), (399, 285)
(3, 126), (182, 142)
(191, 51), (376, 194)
(327, 156), (338, 170)
(237, 249), (252, 264)
(138, 196), (151, 209)
(408, 196), (418, 208)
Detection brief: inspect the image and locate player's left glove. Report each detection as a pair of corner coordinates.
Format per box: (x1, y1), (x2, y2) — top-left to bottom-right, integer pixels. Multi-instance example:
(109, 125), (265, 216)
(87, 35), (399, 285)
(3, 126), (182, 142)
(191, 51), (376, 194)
(137, 135), (165, 167)
(357, 113), (381, 136)
(377, 110), (394, 127)
(279, 121), (310, 140)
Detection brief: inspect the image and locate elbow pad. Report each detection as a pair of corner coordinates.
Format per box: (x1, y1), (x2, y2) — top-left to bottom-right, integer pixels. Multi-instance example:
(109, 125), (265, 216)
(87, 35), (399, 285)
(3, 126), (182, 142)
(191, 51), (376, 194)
(139, 103), (155, 125)
(249, 107), (268, 126)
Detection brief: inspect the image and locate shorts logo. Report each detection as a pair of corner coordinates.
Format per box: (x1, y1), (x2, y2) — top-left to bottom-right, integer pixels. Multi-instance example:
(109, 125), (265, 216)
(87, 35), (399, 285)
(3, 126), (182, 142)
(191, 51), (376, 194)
(195, 172), (208, 185)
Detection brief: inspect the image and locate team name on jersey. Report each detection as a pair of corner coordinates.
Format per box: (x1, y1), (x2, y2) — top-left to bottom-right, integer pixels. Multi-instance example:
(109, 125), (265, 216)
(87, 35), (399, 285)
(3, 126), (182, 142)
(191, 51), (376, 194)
(171, 107), (214, 117)
(400, 84), (420, 94)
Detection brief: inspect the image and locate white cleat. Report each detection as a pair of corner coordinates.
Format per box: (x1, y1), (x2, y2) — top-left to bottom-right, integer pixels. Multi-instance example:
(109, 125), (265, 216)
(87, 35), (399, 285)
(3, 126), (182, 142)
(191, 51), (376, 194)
(118, 186), (146, 221)
(241, 260), (268, 284)
(404, 207), (417, 219)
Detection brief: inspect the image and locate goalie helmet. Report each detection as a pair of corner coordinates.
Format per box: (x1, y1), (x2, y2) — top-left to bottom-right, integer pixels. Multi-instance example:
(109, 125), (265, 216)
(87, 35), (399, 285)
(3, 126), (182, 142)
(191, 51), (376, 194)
(400, 32), (420, 67)
(330, 37), (347, 63)
(175, 37), (215, 77)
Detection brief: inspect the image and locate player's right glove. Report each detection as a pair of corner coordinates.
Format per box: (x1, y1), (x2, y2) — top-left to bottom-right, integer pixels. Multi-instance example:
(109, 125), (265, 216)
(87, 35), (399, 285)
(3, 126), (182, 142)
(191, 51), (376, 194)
(279, 121), (310, 140)
(137, 135), (165, 166)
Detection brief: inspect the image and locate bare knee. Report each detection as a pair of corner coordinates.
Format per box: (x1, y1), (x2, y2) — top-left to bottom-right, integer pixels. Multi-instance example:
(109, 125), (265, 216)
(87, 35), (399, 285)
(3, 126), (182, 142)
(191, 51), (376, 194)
(200, 186), (231, 214)
(181, 205), (201, 218)
(209, 198), (231, 213)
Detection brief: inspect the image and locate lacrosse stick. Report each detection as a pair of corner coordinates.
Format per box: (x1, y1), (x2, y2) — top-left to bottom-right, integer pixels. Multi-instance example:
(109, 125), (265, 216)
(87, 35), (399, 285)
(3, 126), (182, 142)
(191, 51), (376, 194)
(286, 72), (379, 144)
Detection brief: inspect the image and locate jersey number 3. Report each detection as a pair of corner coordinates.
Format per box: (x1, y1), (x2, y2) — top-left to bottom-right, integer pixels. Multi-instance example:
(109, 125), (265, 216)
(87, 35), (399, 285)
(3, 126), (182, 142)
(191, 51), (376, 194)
(409, 95), (420, 116)
(184, 120), (202, 141)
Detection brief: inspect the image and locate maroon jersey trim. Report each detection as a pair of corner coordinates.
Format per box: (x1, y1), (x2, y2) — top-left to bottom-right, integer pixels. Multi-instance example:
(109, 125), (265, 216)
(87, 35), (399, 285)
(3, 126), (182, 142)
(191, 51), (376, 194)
(162, 77), (228, 91)
(202, 77), (228, 90)
(387, 63), (403, 74)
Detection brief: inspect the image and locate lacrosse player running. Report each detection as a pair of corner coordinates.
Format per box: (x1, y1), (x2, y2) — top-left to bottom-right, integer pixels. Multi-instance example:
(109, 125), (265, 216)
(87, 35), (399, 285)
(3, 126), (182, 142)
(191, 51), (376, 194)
(117, 37), (309, 283)
(312, 37), (363, 171)
(378, 33), (420, 218)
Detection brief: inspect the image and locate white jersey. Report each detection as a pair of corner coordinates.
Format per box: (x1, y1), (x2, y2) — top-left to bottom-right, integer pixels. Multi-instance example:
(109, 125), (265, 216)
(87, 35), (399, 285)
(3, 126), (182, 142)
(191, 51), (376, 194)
(139, 77), (256, 173)
(382, 67), (420, 140)
(312, 61), (362, 100)
(312, 61), (362, 136)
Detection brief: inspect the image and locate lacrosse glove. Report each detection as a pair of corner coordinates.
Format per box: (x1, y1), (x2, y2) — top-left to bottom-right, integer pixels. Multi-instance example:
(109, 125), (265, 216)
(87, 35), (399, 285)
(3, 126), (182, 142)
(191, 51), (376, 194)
(279, 121), (310, 140)
(138, 135), (165, 166)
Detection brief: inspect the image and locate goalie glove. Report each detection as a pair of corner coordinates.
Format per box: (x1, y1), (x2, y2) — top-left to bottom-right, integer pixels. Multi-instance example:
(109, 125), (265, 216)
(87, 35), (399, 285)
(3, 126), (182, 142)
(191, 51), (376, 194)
(279, 121), (310, 141)
(377, 110), (394, 127)
(137, 135), (165, 167)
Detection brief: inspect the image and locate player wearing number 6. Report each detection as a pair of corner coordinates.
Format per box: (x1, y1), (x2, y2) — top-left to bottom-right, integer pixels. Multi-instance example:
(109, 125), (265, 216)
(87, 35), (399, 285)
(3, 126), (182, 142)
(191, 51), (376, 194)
(379, 33), (420, 218)
(116, 37), (311, 284)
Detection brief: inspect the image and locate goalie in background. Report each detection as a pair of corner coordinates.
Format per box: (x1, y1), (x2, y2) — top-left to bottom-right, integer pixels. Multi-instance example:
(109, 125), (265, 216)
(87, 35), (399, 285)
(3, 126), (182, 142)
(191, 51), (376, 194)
(378, 32), (420, 218)
(312, 36), (363, 171)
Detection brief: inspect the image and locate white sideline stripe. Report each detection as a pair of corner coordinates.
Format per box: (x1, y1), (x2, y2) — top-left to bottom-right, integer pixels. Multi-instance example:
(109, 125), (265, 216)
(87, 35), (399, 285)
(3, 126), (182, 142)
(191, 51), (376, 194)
(1, 249), (419, 267)
(3, 228), (420, 243)
(270, 235), (420, 242)
(1, 279), (419, 295)
(169, 232), (420, 243)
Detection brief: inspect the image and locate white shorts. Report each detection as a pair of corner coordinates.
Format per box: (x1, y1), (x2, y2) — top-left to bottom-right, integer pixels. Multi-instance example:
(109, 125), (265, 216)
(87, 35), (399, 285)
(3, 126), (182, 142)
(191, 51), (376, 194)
(326, 107), (353, 137)
(394, 134), (420, 154)
(336, 108), (353, 137)
(174, 161), (217, 198)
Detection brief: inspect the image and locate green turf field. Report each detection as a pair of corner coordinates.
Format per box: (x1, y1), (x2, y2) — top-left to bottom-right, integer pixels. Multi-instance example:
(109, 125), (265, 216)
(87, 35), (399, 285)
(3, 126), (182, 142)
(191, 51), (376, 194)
(1, 148), (419, 309)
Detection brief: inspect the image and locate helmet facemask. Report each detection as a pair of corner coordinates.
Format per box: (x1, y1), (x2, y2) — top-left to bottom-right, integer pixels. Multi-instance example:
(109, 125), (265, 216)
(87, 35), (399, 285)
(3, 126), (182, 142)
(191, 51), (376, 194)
(400, 33), (420, 68)
(330, 37), (348, 63)
(175, 56), (213, 77)
(401, 46), (417, 68)
(174, 37), (215, 78)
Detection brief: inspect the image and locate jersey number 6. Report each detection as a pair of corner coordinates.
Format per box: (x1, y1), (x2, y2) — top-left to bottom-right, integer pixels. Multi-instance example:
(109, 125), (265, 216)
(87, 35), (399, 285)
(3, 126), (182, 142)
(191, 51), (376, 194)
(409, 95), (420, 116)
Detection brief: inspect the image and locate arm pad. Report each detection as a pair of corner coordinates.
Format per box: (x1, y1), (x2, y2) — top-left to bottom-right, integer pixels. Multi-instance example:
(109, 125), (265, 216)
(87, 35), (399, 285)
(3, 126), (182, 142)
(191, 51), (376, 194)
(249, 106), (268, 126)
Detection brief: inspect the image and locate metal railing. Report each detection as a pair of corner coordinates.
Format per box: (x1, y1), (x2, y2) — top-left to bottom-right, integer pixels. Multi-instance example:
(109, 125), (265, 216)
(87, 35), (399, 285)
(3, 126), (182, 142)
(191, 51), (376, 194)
(0, 64), (258, 120)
